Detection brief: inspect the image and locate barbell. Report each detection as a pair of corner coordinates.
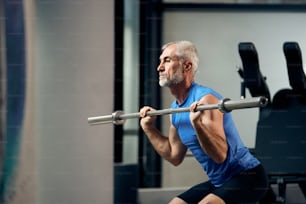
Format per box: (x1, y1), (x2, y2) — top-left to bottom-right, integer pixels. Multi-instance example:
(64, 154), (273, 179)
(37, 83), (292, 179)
(88, 96), (268, 125)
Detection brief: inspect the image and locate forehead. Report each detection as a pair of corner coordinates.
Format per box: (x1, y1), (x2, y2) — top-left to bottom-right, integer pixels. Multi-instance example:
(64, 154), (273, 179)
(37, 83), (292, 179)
(160, 44), (177, 58)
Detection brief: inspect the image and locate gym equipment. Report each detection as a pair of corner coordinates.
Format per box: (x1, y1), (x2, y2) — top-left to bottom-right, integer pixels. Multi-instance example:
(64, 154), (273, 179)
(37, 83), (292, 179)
(238, 42), (271, 102)
(88, 96), (268, 125)
(253, 42), (306, 203)
(283, 41), (306, 91)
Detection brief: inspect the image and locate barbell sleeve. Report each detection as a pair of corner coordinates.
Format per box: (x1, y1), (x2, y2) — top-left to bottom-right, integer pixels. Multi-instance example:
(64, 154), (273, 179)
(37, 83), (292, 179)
(88, 96), (268, 125)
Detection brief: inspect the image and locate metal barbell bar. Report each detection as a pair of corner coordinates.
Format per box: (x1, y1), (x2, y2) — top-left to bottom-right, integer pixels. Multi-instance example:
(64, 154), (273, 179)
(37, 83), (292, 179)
(88, 96), (268, 125)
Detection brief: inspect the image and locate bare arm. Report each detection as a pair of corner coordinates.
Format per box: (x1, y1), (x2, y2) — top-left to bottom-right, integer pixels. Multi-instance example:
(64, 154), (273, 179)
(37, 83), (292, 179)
(189, 94), (228, 163)
(140, 106), (187, 166)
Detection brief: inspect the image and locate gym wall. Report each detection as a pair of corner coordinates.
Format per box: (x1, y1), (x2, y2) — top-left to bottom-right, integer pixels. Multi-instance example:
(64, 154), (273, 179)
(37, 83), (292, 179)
(34, 1), (114, 203)
(0, 0), (114, 203)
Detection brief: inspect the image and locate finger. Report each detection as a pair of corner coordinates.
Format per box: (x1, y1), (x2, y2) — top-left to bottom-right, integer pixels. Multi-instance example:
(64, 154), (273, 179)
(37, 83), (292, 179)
(140, 107), (150, 117)
(139, 107), (146, 117)
(195, 103), (202, 112)
(190, 102), (200, 112)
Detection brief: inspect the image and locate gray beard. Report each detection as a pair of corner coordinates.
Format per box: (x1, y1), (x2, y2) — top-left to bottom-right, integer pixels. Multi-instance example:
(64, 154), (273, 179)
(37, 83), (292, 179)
(159, 70), (184, 87)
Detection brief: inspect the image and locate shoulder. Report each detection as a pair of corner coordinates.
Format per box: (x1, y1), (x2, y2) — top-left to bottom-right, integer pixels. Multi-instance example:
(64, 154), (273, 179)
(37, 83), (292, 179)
(191, 82), (222, 100)
(199, 93), (220, 105)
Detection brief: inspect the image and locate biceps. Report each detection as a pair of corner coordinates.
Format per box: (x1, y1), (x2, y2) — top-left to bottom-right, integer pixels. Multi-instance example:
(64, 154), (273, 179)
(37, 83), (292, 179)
(199, 95), (224, 125)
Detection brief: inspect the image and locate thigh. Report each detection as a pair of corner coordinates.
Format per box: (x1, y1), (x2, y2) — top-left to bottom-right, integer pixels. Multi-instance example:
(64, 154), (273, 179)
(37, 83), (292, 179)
(177, 181), (215, 204)
(199, 193), (225, 204)
(213, 164), (269, 204)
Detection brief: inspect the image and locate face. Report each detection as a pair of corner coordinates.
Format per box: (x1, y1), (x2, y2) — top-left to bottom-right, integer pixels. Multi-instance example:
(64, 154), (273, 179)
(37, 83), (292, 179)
(157, 44), (184, 87)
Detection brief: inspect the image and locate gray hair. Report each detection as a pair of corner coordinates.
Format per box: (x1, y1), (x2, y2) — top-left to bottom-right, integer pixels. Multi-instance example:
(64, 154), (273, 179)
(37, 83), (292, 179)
(162, 41), (199, 75)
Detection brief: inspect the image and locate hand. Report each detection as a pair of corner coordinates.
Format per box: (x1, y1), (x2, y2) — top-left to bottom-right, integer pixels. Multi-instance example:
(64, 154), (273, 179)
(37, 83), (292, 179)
(139, 106), (157, 128)
(189, 102), (203, 124)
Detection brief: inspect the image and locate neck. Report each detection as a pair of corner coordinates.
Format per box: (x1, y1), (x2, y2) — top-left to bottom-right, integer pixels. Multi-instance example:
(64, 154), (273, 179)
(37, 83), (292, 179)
(169, 80), (194, 104)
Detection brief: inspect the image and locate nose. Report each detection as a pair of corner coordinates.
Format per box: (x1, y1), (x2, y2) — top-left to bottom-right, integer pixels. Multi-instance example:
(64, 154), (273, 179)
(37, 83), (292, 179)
(157, 62), (164, 72)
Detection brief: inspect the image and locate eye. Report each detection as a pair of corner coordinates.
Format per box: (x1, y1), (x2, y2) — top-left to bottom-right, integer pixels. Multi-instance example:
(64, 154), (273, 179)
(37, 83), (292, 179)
(164, 57), (171, 63)
(159, 56), (173, 65)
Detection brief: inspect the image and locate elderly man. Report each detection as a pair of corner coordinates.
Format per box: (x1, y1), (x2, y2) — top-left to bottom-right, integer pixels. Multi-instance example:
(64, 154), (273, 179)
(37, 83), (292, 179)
(140, 41), (268, 204)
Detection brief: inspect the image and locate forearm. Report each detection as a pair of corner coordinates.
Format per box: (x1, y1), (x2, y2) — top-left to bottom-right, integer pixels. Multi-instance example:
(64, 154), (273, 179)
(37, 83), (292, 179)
(193, 119), (228, 163)
(142, 124), (185, 166)
(142, 125), (173, 161)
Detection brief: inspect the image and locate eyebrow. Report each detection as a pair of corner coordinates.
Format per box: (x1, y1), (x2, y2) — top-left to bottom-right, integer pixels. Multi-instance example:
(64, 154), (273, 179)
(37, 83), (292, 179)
(160, 55), (177, 62)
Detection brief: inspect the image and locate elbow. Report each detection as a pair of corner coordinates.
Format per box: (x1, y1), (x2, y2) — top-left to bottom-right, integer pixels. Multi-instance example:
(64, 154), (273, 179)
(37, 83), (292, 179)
(168, 157), (184, 166)
(172, 160), (182, 166)
(214, 140), (228, 164)
(213, 147), (228, 164)
(214, 153), (227, 164)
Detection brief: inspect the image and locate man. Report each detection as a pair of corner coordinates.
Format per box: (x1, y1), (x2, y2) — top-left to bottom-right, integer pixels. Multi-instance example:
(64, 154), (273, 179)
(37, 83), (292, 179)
(139, 41), (268, 204)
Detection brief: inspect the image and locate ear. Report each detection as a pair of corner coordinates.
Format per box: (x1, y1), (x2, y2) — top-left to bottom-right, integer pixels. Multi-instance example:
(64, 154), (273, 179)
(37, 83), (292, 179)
(184, 62), (192, 72)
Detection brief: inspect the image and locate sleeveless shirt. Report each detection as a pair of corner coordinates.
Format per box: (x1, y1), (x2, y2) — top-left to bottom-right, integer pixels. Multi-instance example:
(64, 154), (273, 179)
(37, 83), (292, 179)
(171, 82), (260, 187)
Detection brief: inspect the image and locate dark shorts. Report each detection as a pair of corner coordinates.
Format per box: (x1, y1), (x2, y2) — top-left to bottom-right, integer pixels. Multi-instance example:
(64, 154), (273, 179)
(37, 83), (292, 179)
(177, 164), (269, 204)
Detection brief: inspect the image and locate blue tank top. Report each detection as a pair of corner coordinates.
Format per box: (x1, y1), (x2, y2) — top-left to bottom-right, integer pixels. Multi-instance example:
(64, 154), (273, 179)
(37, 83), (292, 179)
(171, 82), (260, 187)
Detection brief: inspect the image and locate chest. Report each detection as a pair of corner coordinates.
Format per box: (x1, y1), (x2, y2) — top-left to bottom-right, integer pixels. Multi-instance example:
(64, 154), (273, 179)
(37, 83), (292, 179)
(172, 112), (196, 145)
